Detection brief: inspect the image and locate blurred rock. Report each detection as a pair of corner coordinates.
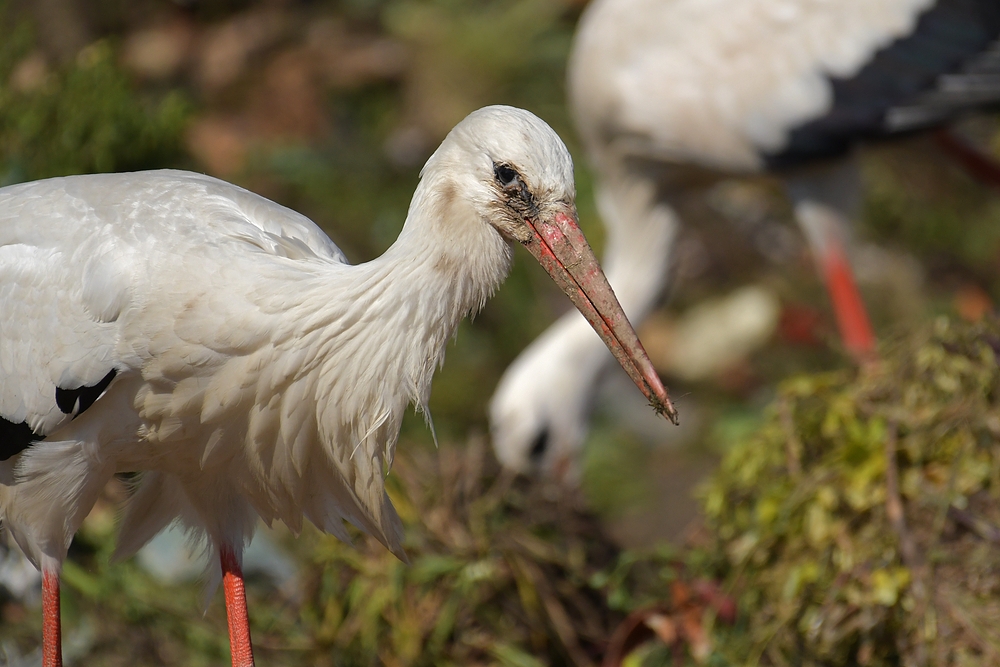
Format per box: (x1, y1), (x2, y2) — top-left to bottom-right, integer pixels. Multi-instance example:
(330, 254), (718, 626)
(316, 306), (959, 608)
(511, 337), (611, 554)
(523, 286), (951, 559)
(706, 180), (771, 227)
(852, 242), (923, 287)
(752, 222), (800, 265)
(672, 235), (712, 285)
(641, 285), (780, 381)
(852, 242), (926, 324)
(707, 179), (801, 265)
(122, 18), (196, 81)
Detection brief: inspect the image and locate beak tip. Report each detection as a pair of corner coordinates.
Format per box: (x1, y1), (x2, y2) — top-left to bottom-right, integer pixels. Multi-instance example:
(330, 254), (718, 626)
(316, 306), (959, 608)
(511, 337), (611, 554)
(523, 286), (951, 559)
(652, 398), (680, 426)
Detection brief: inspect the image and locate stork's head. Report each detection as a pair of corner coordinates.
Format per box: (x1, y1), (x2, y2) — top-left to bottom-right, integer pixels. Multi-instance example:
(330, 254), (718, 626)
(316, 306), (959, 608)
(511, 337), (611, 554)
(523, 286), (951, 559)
(489, 324), (597, 480)
(419, 105), (577, 245)
(420, 105), (677, 456)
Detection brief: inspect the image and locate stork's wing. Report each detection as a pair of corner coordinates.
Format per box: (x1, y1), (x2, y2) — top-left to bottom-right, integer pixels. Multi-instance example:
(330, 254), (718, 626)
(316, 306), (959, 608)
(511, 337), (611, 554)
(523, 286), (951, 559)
(0, 170), (349, 460)
(154, 170), (350, 264)
(0, 204), (125, 459)
(771, 0), (1000, 167)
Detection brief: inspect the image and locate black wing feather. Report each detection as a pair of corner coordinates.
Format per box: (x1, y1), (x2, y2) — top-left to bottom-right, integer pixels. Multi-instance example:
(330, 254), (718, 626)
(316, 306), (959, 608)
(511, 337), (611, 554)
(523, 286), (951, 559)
(1, 368), (117, 461)
(0, 419), (44, 461)
(767, 0), (1000, 167)
(55, 368), (117, 416)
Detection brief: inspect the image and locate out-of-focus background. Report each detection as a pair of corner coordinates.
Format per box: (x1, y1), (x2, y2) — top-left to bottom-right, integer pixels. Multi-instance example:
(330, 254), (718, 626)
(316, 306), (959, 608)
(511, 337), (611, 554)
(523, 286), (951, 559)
(1, 0), (1000, 665)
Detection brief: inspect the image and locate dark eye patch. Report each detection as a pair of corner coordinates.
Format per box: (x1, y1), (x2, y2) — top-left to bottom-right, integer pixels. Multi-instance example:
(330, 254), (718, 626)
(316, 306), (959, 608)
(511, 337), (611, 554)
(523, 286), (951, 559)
(494, 163), (520, 188)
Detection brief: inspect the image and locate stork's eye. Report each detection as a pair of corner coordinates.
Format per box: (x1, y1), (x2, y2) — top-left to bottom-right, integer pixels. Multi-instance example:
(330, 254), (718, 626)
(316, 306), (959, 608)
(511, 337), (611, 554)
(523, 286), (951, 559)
(494, 163), (520, 189)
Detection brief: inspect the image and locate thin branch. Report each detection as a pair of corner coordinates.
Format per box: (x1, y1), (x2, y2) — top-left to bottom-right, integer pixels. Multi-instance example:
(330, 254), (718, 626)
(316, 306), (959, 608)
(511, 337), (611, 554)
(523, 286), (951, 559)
(885, 422), (919, 568)
(884, 420), (929, 667)
(778, 399), (802, 480)
(947, 505), (1000, 544)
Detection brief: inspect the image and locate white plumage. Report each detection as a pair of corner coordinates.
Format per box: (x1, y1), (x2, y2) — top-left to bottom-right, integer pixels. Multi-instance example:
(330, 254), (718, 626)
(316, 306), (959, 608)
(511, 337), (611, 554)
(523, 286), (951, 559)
(2, 166), (439, 568)
(491, 0), (1000, 476)
(0, 105), (673, 666)
(571, 0), (934, 170)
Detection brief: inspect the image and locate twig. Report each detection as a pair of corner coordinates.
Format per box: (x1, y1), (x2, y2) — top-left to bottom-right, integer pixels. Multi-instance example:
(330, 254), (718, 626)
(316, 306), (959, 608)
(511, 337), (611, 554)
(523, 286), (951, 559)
(937, 591), (1000, 664)
(778, 399), (802, 480)
(885, 422), (918, 568)
(947, 505), (1000, 544)
(601, 608), (657, 667)
(884, 420), (928, 667)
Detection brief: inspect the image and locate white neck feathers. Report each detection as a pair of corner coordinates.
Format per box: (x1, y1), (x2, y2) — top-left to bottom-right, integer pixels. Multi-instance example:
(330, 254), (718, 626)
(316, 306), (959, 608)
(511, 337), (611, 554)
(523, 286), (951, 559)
(220, 168), (510, 553)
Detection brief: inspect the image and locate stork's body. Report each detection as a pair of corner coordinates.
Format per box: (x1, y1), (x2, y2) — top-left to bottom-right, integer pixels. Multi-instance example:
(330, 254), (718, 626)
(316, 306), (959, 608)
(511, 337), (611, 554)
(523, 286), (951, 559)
(0, 106), (674, 666)
(491, 0), (1000, 475)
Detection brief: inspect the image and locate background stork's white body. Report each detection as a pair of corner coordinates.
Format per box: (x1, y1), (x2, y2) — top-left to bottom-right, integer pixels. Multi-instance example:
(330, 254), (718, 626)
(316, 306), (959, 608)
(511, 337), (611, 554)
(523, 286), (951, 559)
(0, 106), (674, 667)
(491, 0), (1000, 474)
(571, 0), (937, 171)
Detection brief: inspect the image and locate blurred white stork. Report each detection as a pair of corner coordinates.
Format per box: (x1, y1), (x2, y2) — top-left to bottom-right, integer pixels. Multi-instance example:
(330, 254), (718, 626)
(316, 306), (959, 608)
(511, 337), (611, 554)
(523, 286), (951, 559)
(491, 0), (1000, 477)
(0, 105), (675, 667)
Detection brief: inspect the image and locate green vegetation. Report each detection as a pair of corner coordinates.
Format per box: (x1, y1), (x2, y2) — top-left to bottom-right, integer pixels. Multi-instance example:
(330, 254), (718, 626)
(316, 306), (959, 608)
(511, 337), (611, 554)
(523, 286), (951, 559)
(699, 317), (1000, 666)
(0, 22), (188, 184)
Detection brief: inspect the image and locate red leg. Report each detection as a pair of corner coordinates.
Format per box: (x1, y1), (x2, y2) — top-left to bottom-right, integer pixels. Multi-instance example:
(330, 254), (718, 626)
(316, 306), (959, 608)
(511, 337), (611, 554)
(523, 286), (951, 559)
(42, 569), (62, 667)
(796, 201), (877, 362)
(821, 237), (877, 361)
(220, 546), (255, 667)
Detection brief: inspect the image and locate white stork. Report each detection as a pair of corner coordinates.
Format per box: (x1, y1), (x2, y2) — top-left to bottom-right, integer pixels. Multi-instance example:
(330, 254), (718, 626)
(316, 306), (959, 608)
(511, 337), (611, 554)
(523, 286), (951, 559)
(491, 0), (1000, 477)
(0, 105), (675, 667)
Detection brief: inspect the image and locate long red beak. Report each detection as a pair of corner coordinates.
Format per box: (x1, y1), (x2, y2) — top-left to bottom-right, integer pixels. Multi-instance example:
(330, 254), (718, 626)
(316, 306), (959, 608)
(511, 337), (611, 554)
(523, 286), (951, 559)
(521, 206), (678, 424)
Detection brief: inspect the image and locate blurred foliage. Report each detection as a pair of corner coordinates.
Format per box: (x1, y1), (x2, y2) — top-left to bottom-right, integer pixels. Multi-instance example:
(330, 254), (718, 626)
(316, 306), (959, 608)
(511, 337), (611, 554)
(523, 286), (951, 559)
(0, 15), (189, 184)
(382, 0), (575, 136)
(698, 316), (1000, 666)
(1, 441), (686, 667)
(308, 440), (626, 667)
(582, 425), (654, 516)
(863, 138), (1000, 298)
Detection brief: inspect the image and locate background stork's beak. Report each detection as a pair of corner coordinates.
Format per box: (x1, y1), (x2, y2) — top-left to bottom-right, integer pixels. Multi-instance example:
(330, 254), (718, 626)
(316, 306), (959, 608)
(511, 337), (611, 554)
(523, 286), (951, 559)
(521, 206), (678, 424)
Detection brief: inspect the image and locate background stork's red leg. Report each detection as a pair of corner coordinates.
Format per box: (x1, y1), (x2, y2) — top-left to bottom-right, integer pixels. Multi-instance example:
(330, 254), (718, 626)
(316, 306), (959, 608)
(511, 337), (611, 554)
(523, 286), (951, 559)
(221, 546), (255, 667)
(820, 235), (877, 361)
(795, 200), (877, 362)
(42, 569), (62, 667)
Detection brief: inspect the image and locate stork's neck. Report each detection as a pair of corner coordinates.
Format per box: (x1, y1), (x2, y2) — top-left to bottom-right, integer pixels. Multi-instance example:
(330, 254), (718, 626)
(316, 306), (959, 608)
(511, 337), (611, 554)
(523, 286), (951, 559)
(292, 171), (513, 425)
(374, 170), (513, 336)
